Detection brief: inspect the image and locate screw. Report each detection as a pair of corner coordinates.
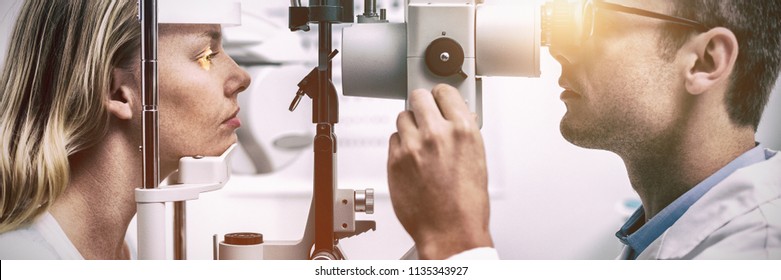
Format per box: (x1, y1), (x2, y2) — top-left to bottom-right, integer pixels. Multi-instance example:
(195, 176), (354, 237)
(440, 52), (450, 62)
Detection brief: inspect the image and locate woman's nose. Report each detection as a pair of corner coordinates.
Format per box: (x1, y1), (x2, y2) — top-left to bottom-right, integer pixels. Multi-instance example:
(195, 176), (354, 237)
(226, 62), (251, 97)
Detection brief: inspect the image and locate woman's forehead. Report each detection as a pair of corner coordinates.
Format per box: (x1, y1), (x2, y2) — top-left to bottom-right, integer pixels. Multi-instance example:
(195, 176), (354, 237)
(159, 24), (221, 39)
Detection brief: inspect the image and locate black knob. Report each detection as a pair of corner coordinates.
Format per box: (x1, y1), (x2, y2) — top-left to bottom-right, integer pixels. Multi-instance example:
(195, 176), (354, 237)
(425, 37), (467, 78)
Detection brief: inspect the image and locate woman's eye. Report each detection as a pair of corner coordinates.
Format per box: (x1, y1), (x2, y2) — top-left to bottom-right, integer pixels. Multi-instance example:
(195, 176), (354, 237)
(197, 48), (217, 70)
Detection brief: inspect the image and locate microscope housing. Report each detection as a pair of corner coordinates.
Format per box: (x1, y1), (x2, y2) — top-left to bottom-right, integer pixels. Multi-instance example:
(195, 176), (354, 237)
(342, 0), (542, 126)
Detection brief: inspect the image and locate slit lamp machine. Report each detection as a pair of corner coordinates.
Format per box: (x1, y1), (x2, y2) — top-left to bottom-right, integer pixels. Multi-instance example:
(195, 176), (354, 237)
(135, 0), (589, 260)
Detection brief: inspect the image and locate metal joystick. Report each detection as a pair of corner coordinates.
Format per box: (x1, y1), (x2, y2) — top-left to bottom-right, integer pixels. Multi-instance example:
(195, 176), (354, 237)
(355, 189), (374, 214)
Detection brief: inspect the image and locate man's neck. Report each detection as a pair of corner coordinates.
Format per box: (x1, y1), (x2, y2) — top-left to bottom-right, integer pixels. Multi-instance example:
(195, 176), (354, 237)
(620, 127), (755, 220)
(48, 129), (148, 259)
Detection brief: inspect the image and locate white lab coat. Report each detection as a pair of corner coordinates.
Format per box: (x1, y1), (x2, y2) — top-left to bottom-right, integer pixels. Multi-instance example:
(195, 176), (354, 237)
(622, 149), (781, 259)
(0, 211), (137, 259)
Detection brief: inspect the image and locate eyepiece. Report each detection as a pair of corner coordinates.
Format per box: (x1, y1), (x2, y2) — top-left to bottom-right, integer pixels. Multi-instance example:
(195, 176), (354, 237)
(541, 0), (584, 48)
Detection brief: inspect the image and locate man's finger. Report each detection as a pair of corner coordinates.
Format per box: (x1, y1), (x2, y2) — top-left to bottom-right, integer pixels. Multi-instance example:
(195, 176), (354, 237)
(396, 110), (419, 140)
(431, 84), (471, 122)
(388, 132), (401, 159)
(409, 88), (443, 129)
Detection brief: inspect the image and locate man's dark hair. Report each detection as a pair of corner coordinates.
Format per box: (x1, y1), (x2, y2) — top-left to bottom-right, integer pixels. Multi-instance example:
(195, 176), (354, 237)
(659, 0), (781, 131)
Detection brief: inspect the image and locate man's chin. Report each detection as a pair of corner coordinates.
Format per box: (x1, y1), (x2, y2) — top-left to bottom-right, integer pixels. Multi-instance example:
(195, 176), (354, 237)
(559, 118), (605, 150)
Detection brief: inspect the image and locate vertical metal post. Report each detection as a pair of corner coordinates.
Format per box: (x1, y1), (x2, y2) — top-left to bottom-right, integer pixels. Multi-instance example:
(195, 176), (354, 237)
(141, 0), (159, 190)
(288, 0), (352, 260)
(138, 0), (164, 260)
(364, 0), (377, 16)
(317, 22), (332, 120)
(313, 19), (336, 258)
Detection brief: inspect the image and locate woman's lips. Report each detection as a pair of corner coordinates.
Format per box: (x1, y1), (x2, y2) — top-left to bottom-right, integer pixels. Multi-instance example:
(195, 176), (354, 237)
(223, 116), (241, 128)
(223, 108), (241, 128)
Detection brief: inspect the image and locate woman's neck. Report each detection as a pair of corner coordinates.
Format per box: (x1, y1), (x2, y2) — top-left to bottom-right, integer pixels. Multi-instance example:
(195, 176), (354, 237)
(49, 129), (144, 259)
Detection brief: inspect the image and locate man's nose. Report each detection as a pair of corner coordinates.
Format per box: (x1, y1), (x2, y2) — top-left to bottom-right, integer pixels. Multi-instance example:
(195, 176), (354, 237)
(549, 45), (579, 66)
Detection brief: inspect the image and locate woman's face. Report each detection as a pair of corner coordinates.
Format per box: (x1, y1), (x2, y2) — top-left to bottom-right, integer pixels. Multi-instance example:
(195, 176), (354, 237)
(156, 24), (251, 166)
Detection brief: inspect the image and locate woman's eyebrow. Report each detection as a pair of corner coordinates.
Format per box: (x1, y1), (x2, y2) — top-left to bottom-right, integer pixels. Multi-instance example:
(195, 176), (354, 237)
(199, 30), (222, 44)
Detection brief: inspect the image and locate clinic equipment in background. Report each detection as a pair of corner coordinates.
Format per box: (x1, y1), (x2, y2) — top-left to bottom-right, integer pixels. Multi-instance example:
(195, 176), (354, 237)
(342, 0), (582, 126)
(232, 65), (315, 175)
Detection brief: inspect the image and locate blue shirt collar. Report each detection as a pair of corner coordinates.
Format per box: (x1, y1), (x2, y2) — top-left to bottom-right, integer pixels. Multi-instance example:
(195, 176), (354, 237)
(615, 144), (770, 259)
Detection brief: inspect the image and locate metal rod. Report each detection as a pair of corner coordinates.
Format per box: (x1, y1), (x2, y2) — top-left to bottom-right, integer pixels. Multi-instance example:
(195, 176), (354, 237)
(212, 235), (219, 260)
(141, 0), (159, 190)
(313, 125), (335, 256)
(317, 22), (332, 121)
(174, 201), (186, 260)
(138, 0), (163, 260)
(364, 0), (377, 16)
(313, 21), (336, 257)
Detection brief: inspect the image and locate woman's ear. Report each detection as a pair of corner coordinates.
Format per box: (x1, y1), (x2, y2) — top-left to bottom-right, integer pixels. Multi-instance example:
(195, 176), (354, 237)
(107, 68), (136, 120)
(681, 27), (739, 96)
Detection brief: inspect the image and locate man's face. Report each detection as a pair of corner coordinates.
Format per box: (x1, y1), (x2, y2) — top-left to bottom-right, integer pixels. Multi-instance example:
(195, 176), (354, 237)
(551, 0), (687, 152)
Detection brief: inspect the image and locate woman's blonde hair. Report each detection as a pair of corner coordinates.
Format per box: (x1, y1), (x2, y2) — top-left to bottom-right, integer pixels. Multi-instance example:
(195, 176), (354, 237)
(0, 0), (140, 232)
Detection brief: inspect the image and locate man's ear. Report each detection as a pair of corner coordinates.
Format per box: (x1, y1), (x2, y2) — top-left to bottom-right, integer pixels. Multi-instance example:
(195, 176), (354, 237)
(107, 68), (136, 120)
(681, 27), (739, 95)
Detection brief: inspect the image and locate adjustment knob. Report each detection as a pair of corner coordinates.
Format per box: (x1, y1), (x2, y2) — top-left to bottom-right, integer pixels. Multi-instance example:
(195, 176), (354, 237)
(355, 189), (374, 214)
(424, 37), (466, 78)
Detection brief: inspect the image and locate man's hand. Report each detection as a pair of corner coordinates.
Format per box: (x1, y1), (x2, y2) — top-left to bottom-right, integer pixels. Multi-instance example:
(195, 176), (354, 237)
(388, 84), (493, 260)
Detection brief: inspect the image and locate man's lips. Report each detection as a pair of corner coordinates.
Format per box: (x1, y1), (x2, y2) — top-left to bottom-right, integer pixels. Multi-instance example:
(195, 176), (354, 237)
(560, 89), (580, 100)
